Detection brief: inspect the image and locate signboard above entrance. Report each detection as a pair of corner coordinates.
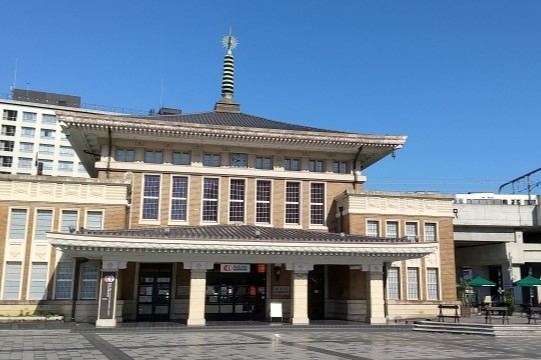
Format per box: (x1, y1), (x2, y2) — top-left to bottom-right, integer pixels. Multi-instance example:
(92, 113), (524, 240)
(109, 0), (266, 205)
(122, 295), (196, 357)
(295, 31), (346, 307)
(221, 264), (251, 273)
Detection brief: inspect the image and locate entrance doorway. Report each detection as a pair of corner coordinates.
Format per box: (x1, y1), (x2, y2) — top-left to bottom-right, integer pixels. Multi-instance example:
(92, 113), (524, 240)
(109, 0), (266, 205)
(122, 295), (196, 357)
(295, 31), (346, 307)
(137, 263), (172, 321)
(308, 265), (325, 320)
(206, 264), (266, 321)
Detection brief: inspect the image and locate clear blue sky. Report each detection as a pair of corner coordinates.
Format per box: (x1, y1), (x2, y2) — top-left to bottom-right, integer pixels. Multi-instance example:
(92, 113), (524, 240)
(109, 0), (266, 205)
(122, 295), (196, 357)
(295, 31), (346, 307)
(2, 1), (541, 195)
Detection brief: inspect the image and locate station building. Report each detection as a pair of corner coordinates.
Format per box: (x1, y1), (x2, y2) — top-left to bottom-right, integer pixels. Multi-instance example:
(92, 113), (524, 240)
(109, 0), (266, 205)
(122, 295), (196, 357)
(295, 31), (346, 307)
(0, 34), (457, 326)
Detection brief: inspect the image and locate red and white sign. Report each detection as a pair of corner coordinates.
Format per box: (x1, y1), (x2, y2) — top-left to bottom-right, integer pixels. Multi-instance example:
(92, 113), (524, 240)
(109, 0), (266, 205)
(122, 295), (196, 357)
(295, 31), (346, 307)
(220, 264), (251, 273)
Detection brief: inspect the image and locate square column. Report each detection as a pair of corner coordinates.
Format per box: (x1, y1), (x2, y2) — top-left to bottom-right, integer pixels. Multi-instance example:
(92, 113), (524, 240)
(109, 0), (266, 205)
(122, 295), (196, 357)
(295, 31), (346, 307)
(291, 271), (309, 325)
(184, 262), (213, 327)
(367, 264), (386, 324)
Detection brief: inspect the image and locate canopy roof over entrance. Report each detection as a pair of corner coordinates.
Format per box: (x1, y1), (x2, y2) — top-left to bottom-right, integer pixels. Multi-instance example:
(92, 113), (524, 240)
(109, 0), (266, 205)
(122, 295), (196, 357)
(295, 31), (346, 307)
(49, 225), (437, 264)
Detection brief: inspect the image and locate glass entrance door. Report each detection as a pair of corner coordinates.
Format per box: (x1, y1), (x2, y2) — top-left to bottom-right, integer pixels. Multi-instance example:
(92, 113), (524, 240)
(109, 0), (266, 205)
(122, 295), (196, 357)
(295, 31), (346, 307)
(137, 264), (172, 321)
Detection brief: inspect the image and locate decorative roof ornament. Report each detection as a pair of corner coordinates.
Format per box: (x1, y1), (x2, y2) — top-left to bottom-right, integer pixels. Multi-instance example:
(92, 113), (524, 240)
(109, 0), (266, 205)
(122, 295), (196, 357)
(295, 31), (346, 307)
(215, 28), (241, 113)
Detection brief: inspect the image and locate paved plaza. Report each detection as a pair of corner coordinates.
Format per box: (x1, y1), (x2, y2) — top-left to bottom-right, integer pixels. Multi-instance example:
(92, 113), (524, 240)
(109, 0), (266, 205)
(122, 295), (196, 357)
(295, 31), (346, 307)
(0, 323), (540, 360)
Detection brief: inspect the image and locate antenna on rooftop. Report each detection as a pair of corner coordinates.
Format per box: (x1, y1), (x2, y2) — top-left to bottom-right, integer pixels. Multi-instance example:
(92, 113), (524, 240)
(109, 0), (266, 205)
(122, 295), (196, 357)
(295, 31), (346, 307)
(160, 79), (164, 109)
(10, 58), (18, 96)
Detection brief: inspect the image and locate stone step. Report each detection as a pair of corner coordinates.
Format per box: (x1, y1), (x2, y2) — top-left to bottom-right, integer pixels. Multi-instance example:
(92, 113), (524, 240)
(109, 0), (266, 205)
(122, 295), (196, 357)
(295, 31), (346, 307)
(413, 320), (541, 337)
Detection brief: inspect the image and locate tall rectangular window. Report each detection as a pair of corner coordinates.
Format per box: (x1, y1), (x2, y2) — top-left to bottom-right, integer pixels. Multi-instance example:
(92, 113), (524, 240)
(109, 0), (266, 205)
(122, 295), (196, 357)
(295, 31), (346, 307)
(54, 262), (74, 300)
(170, 176), (188, 221)
(386, 221), (399, 238)
(80, 262), (98, 299)
(202, 178), (219, 222)
(387, 267), (401, 300)
(86, 211), (103, 230)
(255, 157), (272, 170)
(407, 267), (420, 300)
(229, 179), (245, 223)
(427, 268), (439, 300)
(34, 209), (53, 241)
(29, 262), (48, 300)
(9, 209), (28, 240)
(61, 210), (78, 233)
(172, 151), (191, 165)
(284, 158), (300, 171)
(42, 114), (56, 124)
(285, 182), (300, 224)
(367, 220), (379, 237)
(256, 180), (271, 224)
(424, 223), (437, 242)
(142, 175), (160, 220)
(310, 183), (325, 225)
(406, 222), (418, 241)
(203, 154), (221, 167)
(144, 150), (163, 164)
(3, 262), (22, 300)
(116, 148), (135, 162)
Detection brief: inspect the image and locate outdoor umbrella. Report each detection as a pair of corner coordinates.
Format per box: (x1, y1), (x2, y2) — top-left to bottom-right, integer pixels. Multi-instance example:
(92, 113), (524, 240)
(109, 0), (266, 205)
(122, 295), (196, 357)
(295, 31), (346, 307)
(467, 276), (496, 305)
(514, 275), (541, 306)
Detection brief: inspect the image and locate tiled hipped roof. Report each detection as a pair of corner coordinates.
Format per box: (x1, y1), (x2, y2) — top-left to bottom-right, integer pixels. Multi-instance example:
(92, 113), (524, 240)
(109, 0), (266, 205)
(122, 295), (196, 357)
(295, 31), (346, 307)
(142, 112), (342, 134)
(80, 225), (415, 244)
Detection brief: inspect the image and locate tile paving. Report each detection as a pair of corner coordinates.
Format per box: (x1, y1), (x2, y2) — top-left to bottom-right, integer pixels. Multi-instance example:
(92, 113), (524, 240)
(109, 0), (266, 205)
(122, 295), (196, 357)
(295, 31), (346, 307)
(0, 321), (539, 360)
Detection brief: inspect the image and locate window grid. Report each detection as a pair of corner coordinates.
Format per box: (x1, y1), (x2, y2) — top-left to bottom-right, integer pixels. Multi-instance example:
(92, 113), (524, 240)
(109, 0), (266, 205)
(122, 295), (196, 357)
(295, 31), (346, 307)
(144, 150), (163, 164)
(386, 221), (399, 238)
(255, 157), (272, 170)
(3, 262), (22, 300)
(427, 268), (439, 300)
(332, 161), (349, 174)
(284, 158), (300, 171)
(285, 182), (300, 224)
(256, 180), (271, 223)
(58, 161), (74, 172)
(61, 210), (78, 233)
(22, 112), (37, 122)
(86, 211), (103, 230)
(203, 154), (221, 167)
(116, 148), (135, 162)
(40, 129), (55, 139)
(9, 209), (27, 240)
(202, 178), (219, 222)
(367, 220), (379, 237)
(170, 176), (188, 221)
(19, 142), (34, 153)
(387, 267), (401, 300)
(3, 110), (17, 121)
(18, 157), (32, 169)
(310, 183), (325, 225)
(34, 209), (53, 241)
(406, 222), (418, 241)
(29, 262), (48, 300)
(172, 152), (191, 165)
(21, 127), (35, 137)
(309, 160), (325, 173)
(41, 114), (56, 124)
(407, 267), (420, 300)
(80, 262), (98, 299)
(54, 262), (74, 300)
(142, 175), (160, 220)
(424, 223), (437, 242)
(59, 146), (74, 157)
(1, 125), (16, 136)
(229, 179), (245, 223)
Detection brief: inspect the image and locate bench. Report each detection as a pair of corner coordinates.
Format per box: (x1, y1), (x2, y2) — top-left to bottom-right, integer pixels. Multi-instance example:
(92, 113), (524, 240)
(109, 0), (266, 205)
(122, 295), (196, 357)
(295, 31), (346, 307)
(485, 306), (509, 324)
(437, 304), (460, 323)
(527, 306), (541, 324)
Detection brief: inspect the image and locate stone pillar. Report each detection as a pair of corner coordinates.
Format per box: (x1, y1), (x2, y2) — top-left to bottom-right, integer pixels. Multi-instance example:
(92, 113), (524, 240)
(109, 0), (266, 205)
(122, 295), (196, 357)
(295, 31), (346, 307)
(367, 264), (386, 324)
(286, 263), (313, 325)
(96, 260), (126, 328)
(184, 262), (214, 327)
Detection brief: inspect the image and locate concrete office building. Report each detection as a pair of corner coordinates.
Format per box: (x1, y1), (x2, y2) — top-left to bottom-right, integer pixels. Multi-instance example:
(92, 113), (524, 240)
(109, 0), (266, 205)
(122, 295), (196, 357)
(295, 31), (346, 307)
(0, 34), (457, 326)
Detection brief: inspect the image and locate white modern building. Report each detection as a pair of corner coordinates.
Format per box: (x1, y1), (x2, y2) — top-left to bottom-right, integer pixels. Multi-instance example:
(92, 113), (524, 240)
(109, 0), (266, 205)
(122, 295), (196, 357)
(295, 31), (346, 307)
(454, 192), (541, 305)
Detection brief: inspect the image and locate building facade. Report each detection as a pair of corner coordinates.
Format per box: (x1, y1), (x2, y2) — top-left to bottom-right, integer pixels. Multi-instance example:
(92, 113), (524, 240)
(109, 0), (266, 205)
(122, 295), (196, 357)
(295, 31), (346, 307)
(0, 34), (457, 326)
